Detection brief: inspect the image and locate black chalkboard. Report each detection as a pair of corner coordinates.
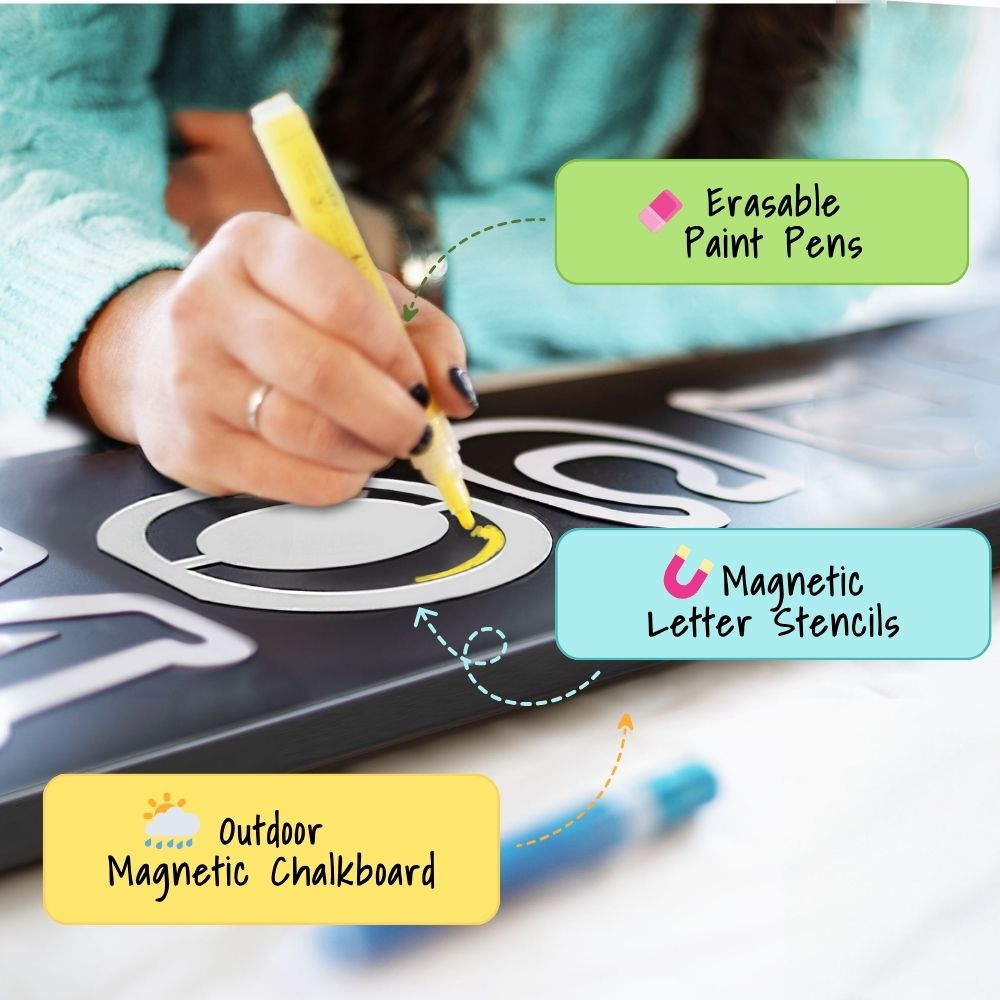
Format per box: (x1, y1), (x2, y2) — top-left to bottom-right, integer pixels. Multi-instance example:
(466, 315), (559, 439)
(0, 307), (997, 871)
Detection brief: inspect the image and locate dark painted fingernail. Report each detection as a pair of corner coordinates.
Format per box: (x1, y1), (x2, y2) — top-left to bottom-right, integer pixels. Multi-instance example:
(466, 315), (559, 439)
(410, 425), (433, 456)
(409, 382), (430, 407)
(449, 367), (478, 410)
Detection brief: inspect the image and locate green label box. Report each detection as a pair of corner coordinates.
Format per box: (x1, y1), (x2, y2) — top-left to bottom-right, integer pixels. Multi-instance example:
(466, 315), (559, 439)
(555, 159), (968, 285)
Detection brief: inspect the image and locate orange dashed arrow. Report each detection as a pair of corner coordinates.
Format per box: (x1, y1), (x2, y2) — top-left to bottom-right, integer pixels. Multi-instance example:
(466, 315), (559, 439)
(515, 714), (633, 848)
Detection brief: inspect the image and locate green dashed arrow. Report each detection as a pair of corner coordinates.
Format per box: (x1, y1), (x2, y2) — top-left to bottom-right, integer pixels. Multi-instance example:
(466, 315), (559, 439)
(401, 216), (549, 323)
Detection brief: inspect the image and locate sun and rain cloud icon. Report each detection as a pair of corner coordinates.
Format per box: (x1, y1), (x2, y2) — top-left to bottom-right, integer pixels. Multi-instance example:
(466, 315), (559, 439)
(143, 792), (200, 850)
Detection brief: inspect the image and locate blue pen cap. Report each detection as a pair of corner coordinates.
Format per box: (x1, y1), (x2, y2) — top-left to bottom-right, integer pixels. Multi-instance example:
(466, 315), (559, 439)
(646, 762), (718, 830)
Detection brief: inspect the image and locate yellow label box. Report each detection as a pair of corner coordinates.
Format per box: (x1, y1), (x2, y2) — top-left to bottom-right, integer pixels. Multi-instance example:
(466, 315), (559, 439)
(44, 774), (499, 925)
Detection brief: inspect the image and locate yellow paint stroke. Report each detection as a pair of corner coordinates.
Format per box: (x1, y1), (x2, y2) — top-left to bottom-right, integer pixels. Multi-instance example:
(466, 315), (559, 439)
(414, 524), (506, 583)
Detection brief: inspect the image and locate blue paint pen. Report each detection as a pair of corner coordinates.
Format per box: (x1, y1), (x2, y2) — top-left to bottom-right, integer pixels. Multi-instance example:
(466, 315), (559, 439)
(324, 762), (718, 962)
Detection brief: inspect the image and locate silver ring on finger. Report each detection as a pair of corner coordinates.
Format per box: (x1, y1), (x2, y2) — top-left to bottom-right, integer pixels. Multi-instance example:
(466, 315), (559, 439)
(246, 383), (272, 434)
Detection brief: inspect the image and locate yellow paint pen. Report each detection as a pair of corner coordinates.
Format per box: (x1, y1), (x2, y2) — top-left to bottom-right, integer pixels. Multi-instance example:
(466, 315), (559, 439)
(250, 92), (476, 531)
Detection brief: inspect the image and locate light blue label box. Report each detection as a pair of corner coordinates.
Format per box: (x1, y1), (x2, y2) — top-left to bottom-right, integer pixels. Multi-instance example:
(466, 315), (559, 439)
(555, 529), (992, 661)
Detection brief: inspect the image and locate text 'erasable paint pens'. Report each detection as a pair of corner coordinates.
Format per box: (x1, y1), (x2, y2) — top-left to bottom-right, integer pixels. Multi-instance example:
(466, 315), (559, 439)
(324, 761), (718, 962)
(250, 92), (475, 531)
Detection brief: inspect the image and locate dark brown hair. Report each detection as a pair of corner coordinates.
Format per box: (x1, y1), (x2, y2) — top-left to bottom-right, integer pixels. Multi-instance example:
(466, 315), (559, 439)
(314, 4), (855, 204)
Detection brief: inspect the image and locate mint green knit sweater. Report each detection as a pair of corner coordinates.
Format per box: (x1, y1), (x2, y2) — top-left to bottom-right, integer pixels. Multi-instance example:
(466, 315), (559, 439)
(0, 4), (971, 417)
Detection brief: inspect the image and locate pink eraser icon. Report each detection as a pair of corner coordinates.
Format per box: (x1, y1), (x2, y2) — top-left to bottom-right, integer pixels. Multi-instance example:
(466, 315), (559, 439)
(639, 189), (683, 232)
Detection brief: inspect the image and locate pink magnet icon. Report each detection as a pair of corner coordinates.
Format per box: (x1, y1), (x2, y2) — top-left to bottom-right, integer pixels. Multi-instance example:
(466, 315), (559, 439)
(639, 189), (683, 233)
(663, 544), (714, 599)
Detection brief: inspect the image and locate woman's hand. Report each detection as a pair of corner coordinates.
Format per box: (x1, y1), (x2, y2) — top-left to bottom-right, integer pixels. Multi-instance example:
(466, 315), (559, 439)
(165, 110), (398, 268)
(67, 212), (476, 506)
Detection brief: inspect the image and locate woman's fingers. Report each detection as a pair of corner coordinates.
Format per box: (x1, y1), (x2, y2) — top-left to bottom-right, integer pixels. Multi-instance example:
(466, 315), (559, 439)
(209, 361), (395, 473)
(171, 109), (254, 149)
(380, 272), (478, 418)
(200, 424), (371, 507)
(255, 387), (397, 473)
(141, 209), (477, 508)
(165, 154), (226, 248)
(228, 214), (430, 397)
(190, 276), (429, 459)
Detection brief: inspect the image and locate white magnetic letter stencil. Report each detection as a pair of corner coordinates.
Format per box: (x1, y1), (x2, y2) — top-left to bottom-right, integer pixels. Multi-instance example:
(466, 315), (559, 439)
(454, 417), (803, 527)
(98, 478), (553, 613)
(668, 366), (973, 468)
(0, 593), (255, 747)
(0, 527), (48, 587)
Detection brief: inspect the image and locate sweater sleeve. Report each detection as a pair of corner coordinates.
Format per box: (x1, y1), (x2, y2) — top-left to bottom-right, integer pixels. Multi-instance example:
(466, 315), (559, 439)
(0, 5), (191, 418)
(433, 4), (973, 375)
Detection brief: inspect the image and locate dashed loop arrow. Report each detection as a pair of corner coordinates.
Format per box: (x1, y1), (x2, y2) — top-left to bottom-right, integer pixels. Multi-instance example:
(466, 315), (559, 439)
(412, 606), (601, 708)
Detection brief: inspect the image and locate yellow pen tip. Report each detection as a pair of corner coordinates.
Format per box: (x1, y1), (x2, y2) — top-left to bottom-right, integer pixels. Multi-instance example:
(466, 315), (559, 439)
(439, 478), (475, 531)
